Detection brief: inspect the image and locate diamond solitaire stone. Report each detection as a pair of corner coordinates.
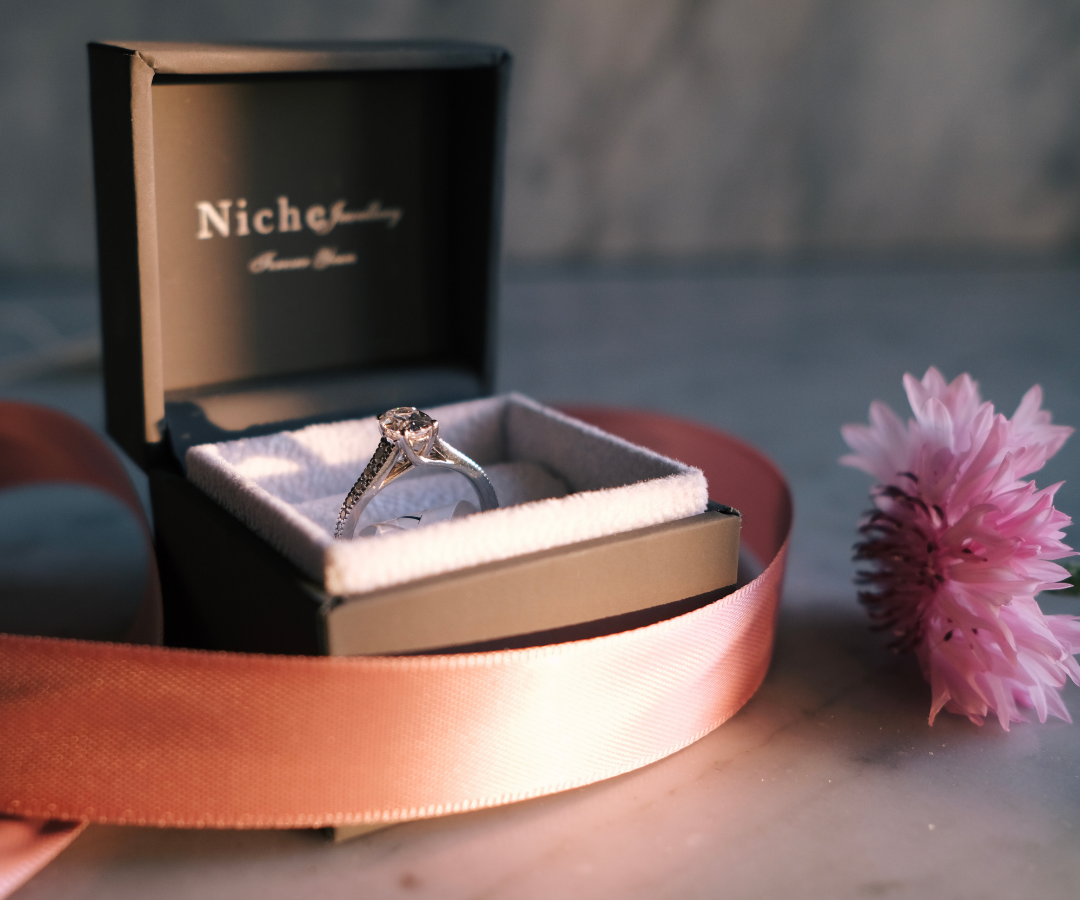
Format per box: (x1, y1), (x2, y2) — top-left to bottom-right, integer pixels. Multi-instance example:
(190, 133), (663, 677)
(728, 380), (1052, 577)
(379, 407), (436, 448)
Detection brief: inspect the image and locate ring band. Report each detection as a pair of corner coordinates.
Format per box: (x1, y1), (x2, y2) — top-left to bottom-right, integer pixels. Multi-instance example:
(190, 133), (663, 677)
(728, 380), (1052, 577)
(335, 407), (499, 540)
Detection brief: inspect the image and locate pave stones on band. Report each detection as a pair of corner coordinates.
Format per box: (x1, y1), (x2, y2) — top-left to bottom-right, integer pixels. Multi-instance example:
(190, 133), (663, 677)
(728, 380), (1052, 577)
(335, 437), (395, 538)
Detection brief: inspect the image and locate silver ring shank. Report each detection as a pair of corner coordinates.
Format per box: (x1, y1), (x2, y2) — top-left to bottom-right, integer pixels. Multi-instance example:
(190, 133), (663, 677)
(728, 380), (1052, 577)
(335, 435), (498, 540)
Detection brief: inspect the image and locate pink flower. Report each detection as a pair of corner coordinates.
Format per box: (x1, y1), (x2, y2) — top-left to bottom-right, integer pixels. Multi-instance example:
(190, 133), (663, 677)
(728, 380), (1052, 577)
(841, 368), (1080, 729)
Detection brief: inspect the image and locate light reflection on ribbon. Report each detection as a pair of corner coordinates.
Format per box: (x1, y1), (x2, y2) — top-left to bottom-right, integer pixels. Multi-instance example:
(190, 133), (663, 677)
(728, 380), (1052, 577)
(0, 401), (790, 897)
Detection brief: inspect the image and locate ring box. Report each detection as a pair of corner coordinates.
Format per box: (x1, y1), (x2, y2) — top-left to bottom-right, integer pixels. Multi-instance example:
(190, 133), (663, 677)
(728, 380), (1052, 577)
(88, 39), (741, 735)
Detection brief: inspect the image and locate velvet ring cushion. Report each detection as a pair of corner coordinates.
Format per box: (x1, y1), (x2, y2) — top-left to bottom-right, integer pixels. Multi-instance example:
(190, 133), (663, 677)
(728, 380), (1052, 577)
(185, 393), (709, 596)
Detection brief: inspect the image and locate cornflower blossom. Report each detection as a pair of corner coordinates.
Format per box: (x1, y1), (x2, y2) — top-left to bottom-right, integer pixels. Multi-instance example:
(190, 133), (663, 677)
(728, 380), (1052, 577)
(841, 368), (1080, 729)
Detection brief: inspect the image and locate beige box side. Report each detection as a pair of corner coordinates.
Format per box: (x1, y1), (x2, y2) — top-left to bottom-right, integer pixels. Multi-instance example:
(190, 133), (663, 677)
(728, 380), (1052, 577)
(325, 510), (740, 656)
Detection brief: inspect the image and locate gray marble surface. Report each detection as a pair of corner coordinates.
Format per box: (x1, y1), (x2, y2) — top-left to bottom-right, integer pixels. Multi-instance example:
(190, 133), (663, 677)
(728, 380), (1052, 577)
(3, 263), (1080, 898)
(6, 1), (1080, 267)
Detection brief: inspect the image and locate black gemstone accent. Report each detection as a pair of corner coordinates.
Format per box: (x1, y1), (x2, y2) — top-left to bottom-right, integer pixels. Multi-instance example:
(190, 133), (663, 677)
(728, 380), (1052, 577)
(336, 437), (398, 535)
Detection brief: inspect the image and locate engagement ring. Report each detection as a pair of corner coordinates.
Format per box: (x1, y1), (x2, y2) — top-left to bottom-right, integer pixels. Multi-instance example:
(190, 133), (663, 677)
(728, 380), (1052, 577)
(335, 407), (498, 539)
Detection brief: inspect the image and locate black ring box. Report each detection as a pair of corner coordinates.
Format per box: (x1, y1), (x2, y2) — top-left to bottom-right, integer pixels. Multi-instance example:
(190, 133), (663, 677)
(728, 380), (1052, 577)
(88, 41), (739, 659)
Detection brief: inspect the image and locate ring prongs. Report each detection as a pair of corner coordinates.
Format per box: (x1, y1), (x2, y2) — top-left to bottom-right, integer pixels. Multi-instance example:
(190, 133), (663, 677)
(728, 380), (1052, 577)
(379, 407), (438, 455)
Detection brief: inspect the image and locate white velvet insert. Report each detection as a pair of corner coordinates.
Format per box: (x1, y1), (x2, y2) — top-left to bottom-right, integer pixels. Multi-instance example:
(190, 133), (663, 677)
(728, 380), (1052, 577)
(293, 462), (570, 535)
(186, 393), (708, 596)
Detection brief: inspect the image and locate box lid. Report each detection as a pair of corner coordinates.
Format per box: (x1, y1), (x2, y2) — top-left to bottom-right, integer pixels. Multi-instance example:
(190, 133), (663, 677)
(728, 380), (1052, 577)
(88, 41), (510, 468)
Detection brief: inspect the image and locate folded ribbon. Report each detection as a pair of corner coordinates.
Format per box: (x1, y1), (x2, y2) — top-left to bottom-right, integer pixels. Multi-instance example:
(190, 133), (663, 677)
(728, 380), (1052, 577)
(0, 401), (791, 897)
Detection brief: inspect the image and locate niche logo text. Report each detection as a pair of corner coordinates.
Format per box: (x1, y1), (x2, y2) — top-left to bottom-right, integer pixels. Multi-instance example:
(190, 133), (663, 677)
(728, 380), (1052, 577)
(196, 196), (402, 240)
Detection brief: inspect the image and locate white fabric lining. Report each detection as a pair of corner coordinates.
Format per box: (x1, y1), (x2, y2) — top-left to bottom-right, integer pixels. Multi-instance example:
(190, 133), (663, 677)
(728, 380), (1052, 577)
(186, 393), (708, 596)
(293, 462), (570, 535)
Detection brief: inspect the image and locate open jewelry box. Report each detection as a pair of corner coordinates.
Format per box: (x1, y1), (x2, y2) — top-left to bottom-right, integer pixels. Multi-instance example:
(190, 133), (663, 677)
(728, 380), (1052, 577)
(88, 40), (741, 660)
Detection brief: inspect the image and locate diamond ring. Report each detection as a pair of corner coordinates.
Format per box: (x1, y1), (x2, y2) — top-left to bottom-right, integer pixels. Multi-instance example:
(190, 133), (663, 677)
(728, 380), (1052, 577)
(335, 407), (499, 540)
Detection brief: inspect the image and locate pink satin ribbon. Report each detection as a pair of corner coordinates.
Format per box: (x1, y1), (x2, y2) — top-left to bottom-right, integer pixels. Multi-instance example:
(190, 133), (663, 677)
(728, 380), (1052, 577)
(0, 401), (791, 897)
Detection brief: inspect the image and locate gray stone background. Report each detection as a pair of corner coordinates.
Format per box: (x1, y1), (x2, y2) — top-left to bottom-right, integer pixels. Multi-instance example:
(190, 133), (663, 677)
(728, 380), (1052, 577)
(6, 6), (1080, 897)
(5, 0), (1080, 270)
